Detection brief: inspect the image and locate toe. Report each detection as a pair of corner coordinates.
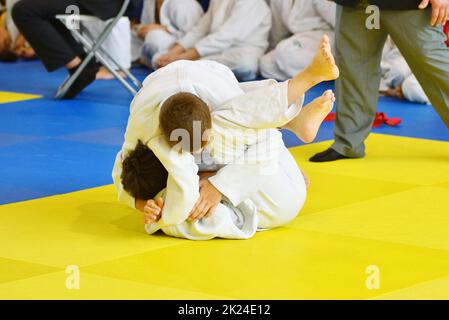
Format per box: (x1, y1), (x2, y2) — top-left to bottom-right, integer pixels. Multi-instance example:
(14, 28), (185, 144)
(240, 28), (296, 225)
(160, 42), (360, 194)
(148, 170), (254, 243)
(323, 89), (333, 97)
(321, 35), (329, 44)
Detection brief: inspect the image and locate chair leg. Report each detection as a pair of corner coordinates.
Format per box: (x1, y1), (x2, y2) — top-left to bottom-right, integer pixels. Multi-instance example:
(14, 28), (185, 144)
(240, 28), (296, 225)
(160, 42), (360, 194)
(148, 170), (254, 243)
(55, 50), (96, 99)
(82, 28), (142, 89)
(55, 3), (142, 98)
(71, 28), (139, 95)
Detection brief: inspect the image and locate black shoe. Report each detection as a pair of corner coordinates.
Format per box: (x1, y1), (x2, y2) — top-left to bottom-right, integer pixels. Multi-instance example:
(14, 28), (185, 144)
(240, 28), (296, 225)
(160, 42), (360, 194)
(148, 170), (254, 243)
(0, 51), (18, 63)
(309, 148), (349, 162)
(61, 60), (99, 99)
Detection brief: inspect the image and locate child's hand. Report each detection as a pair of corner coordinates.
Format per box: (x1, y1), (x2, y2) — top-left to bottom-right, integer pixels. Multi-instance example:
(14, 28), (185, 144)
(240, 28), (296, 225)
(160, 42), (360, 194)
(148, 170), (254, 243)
(155, 53), (176, 68)
(144, 197), (164, 224)
(188, 180), (222, 221)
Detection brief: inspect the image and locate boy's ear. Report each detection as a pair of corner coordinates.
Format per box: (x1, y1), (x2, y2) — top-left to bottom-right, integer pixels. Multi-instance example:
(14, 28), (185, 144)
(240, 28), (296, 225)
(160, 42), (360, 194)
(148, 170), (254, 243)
(208, 104), (212, 112)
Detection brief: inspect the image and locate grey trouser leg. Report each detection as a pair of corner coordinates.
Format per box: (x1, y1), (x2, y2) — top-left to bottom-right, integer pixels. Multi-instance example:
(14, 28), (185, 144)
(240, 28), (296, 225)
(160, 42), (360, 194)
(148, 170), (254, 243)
(382, 9), (449, 127)
(332, 4), (388, 157)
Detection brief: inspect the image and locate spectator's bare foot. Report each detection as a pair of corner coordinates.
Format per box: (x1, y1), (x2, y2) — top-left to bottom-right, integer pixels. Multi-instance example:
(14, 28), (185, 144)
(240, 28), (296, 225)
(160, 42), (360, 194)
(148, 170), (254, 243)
(283, 90), (335, 143)
(96, 67), (126, 80)
(385, 86), (405, 100)
(305, 35), (340, 82)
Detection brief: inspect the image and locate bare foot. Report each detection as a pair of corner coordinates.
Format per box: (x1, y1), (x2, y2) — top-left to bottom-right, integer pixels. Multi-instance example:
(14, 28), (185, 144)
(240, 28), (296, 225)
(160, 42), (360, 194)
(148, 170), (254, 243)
(96, 67), (126, 80)
(384, 86), (405, 100)
(283, 90), (335, 143)
(305, 35), (339, 82)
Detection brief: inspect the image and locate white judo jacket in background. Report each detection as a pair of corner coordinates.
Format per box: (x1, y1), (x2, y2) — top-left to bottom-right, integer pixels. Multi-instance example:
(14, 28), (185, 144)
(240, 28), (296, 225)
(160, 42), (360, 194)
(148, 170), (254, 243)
(260, 0), (336, 80)
(140, 0), (204, 39)
(178, 0), (271, 57)
(132, 0), (204, 62)
(268, 0), (335, 48)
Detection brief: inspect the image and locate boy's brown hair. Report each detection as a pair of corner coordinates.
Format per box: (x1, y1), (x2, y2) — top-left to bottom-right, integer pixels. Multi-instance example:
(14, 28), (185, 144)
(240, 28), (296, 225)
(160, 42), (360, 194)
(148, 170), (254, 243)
(159, 92), (212, 152)
(121, 140), (168, 200)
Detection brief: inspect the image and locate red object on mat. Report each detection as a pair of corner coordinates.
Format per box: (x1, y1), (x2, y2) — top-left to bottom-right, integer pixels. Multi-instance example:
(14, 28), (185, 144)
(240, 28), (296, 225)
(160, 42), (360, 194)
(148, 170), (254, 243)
(445, 22), (449, 46)
(324, 112), (401, 128)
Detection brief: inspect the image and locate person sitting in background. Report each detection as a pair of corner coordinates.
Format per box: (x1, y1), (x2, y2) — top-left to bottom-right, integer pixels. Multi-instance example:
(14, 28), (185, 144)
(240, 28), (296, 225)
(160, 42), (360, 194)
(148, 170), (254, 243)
(131, 0), (203, 69)
(11, 0), (134, 99)
(154, 0), (271, 81)
(259, 0), (336, 81)
(0, 0), (35, 62)
(380, 37), (430, 105)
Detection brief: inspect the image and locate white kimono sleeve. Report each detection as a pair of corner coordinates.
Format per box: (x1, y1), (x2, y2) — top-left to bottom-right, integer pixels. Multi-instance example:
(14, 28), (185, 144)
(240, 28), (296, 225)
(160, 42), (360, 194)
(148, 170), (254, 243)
(193, 0), (262, 57)
(144, 135), (200, 233)
(177, 7), (213, 50)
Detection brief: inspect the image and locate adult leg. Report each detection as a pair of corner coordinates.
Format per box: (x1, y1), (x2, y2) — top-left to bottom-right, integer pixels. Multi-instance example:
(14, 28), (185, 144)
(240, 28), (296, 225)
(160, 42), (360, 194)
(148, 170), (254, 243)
(12, 0), (86, 71)
(310, 4), (388, 161)
(382, 9), (449, 127)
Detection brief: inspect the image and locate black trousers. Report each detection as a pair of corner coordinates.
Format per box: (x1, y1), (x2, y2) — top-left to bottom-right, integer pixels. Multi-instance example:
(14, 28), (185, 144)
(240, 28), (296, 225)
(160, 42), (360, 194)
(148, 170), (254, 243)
(12, 0), (122, 71)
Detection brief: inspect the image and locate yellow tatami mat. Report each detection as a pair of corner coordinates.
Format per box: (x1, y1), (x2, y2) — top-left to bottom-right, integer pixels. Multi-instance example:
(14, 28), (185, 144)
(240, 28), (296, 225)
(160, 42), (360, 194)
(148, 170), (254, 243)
(0, 134), (448, 299)
(0, 91), (41, 104)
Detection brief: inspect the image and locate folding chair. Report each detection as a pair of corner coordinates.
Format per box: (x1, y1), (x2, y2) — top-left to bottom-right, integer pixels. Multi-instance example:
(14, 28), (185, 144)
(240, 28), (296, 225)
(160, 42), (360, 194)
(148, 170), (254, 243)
(55, 0), (142, 98)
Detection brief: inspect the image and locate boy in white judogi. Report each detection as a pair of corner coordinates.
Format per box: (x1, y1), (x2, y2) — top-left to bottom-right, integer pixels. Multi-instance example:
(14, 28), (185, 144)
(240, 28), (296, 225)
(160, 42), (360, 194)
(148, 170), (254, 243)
(260, 0), (336, 81)
(131, 0), (204, 67)
(153, 0), (271, 81)
(113, 36), (338, 240)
